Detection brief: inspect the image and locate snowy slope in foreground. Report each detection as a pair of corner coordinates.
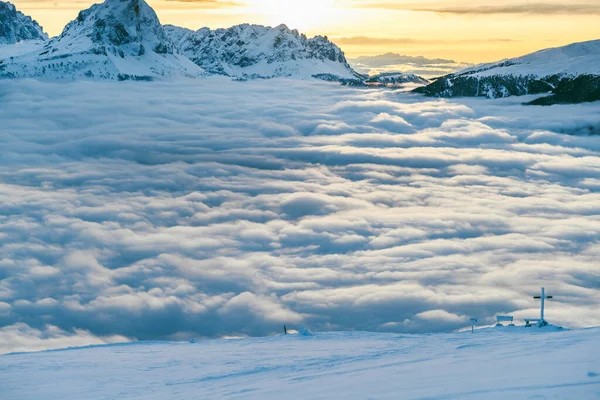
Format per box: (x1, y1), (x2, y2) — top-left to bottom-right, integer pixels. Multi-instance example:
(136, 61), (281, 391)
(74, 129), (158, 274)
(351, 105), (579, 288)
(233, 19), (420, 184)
(415, 40), (600, 104)
(2, 327), (599, 400)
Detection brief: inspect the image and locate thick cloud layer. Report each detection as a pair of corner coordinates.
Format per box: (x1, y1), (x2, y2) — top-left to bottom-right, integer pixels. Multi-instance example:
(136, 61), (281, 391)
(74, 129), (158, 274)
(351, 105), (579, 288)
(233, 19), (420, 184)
(0, 78), (599, 353)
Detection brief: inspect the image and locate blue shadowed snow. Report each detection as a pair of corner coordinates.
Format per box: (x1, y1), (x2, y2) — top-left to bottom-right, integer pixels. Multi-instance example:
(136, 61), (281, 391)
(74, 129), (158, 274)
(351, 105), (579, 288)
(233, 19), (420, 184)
(1, 327), (599, 400)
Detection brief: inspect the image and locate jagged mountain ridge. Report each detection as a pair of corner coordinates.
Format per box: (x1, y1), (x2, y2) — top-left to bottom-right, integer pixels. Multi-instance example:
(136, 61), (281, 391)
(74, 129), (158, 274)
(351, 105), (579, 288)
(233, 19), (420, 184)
(7, 0), (592, 96)
(0, 1), (47, 44)
(0, 0), (203, 80)
(164, 23), (362, 80)
(0, 0), (361, 81)
(366, 72), (429, 86)
(61, 0), (173, 58)
(414, 39), (600, 104)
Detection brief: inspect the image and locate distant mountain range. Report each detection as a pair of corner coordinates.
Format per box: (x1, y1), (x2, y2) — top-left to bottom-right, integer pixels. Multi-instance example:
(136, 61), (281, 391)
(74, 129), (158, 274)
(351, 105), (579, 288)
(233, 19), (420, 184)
(364, 72), (429, 87)
(414, 40), (600, 105)
(349, 53), (470, 78)
(0, 0), (598, 104)
(0, 0), (361, 81)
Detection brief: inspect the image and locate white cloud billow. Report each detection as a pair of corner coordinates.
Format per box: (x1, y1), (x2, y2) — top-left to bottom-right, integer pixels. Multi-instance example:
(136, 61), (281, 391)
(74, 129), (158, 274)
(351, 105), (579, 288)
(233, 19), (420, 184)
(0, 77), (599, 353)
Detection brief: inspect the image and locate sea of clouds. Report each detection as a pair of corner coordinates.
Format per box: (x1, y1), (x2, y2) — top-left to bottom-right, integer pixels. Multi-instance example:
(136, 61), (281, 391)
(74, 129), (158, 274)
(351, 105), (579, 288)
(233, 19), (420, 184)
(0, 77), (599, 354)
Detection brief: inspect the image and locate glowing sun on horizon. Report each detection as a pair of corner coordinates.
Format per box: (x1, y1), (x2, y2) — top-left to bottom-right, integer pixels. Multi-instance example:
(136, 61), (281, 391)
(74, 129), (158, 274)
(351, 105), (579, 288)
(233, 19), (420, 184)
(246, 0), (337, 32)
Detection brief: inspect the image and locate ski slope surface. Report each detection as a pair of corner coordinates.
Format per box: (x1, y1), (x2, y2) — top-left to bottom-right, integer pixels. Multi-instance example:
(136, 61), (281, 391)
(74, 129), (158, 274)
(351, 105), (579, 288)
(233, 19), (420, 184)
(1, 327), (599, 400)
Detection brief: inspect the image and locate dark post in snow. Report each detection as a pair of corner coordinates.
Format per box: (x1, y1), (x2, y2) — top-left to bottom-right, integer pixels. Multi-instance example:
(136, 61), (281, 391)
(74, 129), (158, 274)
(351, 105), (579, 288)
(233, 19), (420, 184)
(470, 318), (477, 333)
(284, 325), (287, 335)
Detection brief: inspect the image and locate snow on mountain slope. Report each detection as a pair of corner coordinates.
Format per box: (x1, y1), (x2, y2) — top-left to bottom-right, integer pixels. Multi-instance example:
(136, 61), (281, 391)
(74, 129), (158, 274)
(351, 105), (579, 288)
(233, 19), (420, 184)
(0, 0), (203, 80)
(0, 39), (44, 59)
(415, 39), (600, 103)
(460, 39), (600, 78)
(164, 23), (362, 81)
(0, 1), (47, 45)
(2, 327), (599, 400)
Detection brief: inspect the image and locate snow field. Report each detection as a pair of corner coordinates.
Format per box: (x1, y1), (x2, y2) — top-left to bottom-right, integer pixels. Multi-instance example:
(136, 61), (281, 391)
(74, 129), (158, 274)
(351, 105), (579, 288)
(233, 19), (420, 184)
(1, 327), (599, 399)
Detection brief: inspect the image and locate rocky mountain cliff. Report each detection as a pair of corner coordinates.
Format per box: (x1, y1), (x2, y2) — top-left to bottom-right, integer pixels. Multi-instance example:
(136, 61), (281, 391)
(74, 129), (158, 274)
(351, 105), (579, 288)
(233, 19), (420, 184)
(0, 0), (203, 80)
(0, 1), (47, 45)
(414, 40), (600, 104)
(165, 23), (362, 80)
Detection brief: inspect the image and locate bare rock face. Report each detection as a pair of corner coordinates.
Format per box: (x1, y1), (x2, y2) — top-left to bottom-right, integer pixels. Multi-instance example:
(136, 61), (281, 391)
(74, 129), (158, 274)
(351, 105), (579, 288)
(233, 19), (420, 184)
(0, 1), (47, 44)
(61, 0), (174, 58)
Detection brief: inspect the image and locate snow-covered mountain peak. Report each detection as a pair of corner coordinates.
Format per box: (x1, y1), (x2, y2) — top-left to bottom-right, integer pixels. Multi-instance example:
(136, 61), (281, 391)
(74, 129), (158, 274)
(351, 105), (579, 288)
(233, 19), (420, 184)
(0, 1), (47, 44)
(1, 0), (361, 81)
(54, 0), (173, 58)
(273, 23), (291, 31)
(0, 0), (203, 80)
(165, 23), (361, 80)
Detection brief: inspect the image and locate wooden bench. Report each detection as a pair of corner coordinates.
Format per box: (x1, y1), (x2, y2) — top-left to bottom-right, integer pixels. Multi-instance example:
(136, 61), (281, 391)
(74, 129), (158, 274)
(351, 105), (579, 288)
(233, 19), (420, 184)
(496, 315), (515, 326)
(524, 318), (539, 327)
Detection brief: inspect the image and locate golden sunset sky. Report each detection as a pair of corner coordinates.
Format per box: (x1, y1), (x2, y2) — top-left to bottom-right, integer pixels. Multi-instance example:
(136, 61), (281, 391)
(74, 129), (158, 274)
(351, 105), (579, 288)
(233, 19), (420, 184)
(11, 0), (600, 62)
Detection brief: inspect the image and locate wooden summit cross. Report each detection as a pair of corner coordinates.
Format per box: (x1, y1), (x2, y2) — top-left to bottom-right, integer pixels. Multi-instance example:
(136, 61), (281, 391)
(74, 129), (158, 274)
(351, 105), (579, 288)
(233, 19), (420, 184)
(533, 287), (553, 327)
